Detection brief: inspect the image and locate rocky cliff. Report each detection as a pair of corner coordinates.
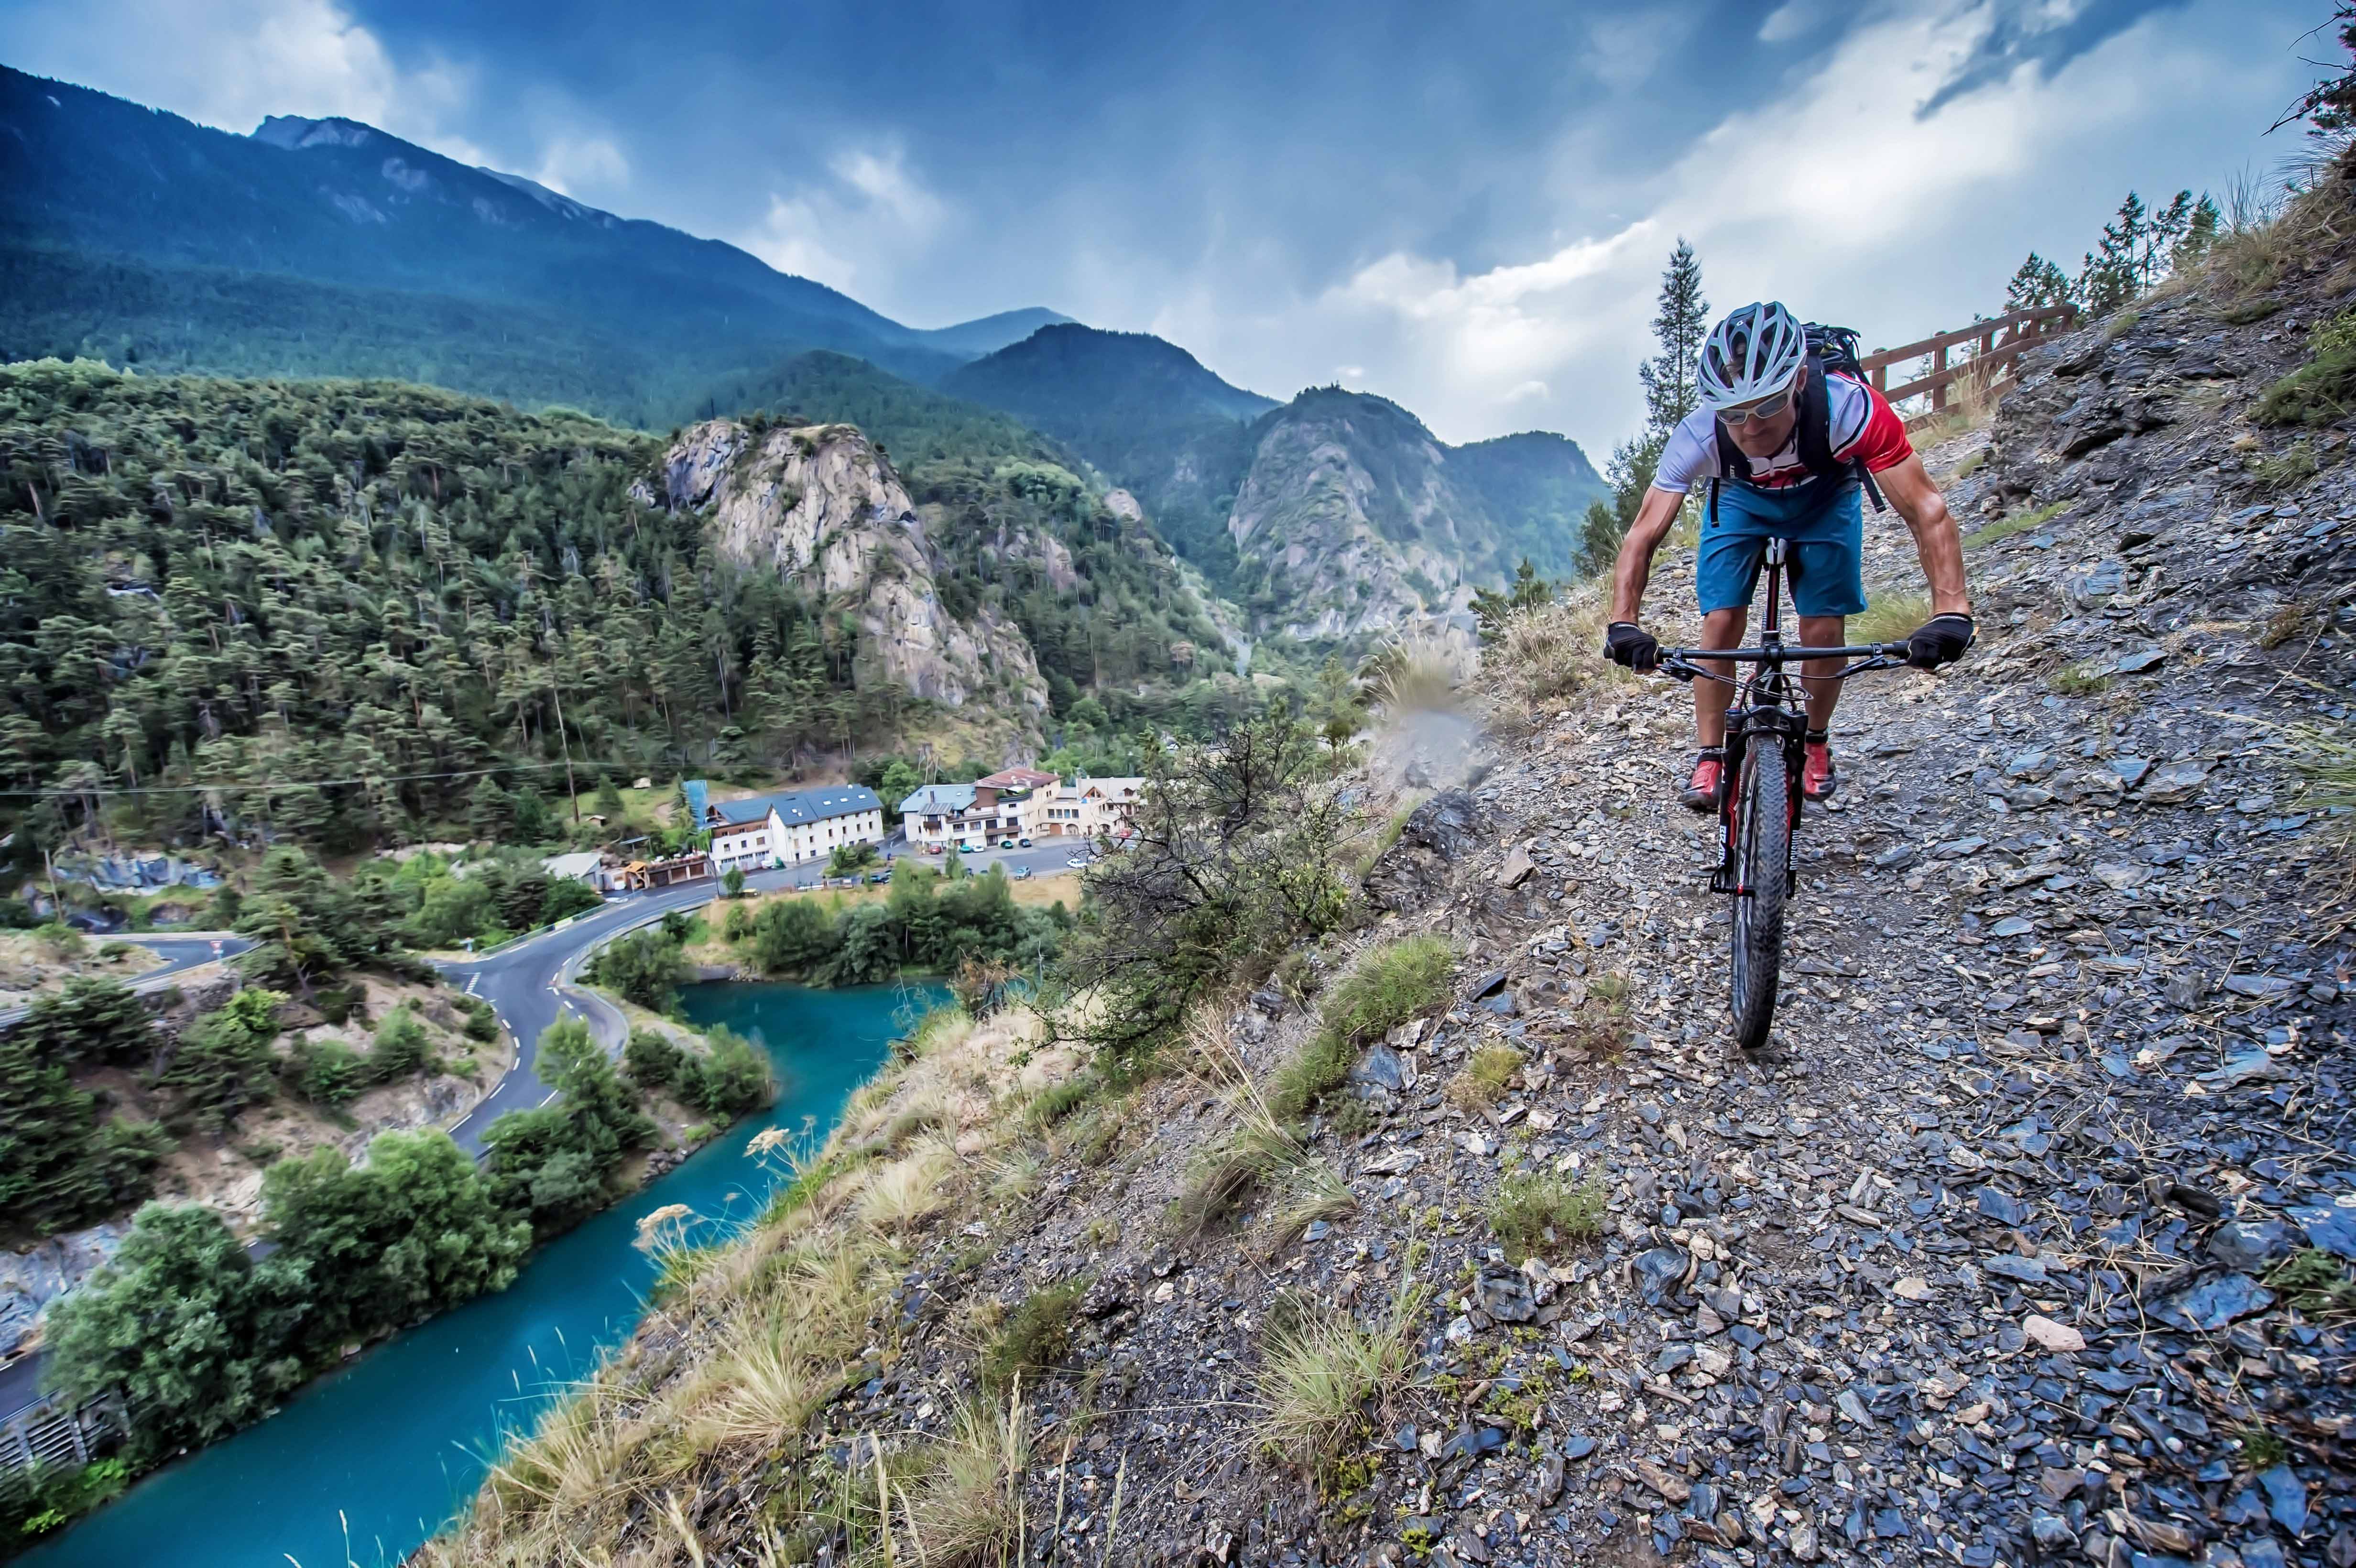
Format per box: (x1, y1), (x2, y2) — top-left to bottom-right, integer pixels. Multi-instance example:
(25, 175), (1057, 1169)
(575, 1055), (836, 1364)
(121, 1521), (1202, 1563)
(652, 419), (1049, 721)
(1227, 389), (1497, 641)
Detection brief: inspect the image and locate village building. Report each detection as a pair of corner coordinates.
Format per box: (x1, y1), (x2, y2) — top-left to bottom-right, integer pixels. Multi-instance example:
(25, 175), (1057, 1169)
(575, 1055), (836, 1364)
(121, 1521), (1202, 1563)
(1036, 776), (1147, 839)
(897, 770), (1047, 851)
(695, 784), (887, 871)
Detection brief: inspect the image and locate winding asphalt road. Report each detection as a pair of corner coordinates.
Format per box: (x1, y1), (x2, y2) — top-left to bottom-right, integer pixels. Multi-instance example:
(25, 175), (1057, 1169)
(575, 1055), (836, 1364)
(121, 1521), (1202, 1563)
(0, 931), (257, 1029)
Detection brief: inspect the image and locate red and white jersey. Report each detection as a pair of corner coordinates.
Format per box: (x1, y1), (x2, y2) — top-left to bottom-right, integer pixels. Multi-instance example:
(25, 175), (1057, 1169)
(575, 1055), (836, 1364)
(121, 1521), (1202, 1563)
(1651, 370), (1913, 494)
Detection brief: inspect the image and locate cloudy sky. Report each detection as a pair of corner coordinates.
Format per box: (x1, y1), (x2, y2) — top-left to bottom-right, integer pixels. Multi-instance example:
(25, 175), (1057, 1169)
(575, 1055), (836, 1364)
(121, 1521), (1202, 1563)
(0, 0), (2337, 452)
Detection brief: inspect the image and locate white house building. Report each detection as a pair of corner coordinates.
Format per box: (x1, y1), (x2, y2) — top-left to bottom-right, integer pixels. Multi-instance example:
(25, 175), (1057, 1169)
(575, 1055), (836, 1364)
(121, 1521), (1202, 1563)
(700, 784), (886, 871)
(1036, 776), (1147, 839)
(896, 770), (1035, 851)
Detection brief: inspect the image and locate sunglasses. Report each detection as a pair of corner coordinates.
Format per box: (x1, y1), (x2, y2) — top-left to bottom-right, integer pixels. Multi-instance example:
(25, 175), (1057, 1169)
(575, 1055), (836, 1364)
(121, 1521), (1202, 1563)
(1719, 387), (1794, 426)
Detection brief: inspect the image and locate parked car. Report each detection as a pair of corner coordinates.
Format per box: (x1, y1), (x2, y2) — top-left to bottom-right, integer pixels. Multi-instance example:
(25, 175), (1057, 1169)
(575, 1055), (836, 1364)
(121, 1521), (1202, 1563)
(1016, 836), (1032, 848)
(997, 837), (1016, 849)
(924, 843), (944, 854)
(1065, 854), (1090, 869)
(867, 871), (891, 884)
(1013, 866), (1032, 880)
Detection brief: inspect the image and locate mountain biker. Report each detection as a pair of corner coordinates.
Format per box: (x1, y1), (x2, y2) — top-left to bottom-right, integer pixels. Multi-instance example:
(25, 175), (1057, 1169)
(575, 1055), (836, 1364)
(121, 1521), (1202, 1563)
(1600, 301), (1974, 807)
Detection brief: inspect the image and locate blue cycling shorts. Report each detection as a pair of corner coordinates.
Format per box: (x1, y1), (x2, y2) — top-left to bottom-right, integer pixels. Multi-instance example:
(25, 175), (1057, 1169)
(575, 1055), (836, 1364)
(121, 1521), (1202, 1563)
(1693, 479), (1868, 619)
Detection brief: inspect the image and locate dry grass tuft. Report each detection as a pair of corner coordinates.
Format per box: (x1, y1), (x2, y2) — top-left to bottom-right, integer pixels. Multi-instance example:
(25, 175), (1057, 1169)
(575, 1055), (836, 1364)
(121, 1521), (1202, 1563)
(1361, 632), (1468, 716)
(1446, 1043), (1521, 1110)
(897, 1396), (1032, 1567)
(1850, 593), (1931, 647)
(1254, 1282), (1427, 1471)
(860, 1135), (957, 1233)
(1486, 578), (1639, 719)
(1266, 1160), (1357, 1253)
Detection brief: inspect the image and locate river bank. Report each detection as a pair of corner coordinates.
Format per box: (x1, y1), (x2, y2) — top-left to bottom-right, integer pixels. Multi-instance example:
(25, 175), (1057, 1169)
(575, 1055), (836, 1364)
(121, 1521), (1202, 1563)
(17, 981), (937, 1568)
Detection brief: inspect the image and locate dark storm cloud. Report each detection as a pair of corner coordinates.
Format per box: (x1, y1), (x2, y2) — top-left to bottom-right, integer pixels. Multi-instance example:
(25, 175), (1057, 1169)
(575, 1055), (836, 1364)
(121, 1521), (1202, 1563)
(1918, 0), (2196, 116)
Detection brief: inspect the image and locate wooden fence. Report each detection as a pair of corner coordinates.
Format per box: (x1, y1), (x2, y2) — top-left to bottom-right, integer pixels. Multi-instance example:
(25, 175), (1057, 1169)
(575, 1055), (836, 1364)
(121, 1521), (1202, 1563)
(1858, 303), (2078, 419)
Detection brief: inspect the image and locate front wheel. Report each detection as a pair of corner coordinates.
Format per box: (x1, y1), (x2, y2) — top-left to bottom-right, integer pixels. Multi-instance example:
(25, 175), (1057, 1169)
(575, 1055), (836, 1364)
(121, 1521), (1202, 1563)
(1728, 739), (1791, 1050)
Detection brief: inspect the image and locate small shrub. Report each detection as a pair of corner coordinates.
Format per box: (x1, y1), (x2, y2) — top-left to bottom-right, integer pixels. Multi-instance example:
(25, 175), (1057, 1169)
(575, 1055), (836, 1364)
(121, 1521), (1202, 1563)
(980, 1279), (1087, 1392)
(1569, 973), (1633, 1056)
(2258, 308), (2356, 426)
(2264, 1247), (2356, 1316)
(2251, 439), (2321, 492)
(288, 1036), (364, 1108)
(1486, 1173), (1607, 1261)
(2260, 602), (2319, 650)
(1447, 1045), (1521, 1110)
(2048, 665), (2112, 697)
(458, 996), (500, 1043)
(624, 1027), (684, 1087)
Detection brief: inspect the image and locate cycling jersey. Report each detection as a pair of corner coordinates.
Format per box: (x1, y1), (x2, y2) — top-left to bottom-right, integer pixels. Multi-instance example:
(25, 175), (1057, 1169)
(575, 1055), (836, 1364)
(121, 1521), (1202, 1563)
(1651, 370), (1913, 495)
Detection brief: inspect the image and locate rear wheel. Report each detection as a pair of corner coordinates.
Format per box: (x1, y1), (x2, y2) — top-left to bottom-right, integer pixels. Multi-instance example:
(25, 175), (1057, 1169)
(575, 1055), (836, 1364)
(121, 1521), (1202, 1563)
(1728, 738), (1791, 1050)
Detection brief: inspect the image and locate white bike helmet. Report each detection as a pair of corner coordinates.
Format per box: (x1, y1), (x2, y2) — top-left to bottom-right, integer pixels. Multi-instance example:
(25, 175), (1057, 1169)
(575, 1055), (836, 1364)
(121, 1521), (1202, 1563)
(1697, 302), (1806, 410)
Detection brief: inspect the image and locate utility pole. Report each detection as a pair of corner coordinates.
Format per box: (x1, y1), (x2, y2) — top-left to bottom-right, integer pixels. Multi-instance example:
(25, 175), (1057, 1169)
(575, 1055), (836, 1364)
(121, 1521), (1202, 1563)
(548, 653), (580, 825)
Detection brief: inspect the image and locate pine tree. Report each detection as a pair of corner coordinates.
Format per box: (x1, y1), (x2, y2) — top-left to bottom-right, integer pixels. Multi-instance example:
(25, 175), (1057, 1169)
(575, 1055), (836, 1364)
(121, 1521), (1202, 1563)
(2143, 191), (2195, 289)
(2077, 192), (2147, 313)
(2004, 253), (2073, 313)
(2173, 195), (2222, 271)
(1636, 239), (1710, 448)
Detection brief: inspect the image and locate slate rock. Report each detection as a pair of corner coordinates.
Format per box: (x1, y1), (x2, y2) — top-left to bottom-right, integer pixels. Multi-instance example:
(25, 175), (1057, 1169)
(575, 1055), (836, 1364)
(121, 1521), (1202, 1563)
(2205, 1218), (2296, 1272)
(1975, 1186), (2029, 1226)
(1633, 1246), (1690, 1304)
(2259, 1464), (2308, 1535)
(2289, 1193), (2356, 1259)
(2149, 1271), (2274, 1331)
(1474, 1268), (1537, 1323)
(1351, 1045), (1408, 1093)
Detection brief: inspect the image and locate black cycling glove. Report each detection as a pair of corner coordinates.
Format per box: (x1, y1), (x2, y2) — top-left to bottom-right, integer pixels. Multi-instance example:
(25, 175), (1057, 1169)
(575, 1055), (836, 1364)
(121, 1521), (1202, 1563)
(1603, 621), (1660, 673)
(1906, 613), (1975, 670)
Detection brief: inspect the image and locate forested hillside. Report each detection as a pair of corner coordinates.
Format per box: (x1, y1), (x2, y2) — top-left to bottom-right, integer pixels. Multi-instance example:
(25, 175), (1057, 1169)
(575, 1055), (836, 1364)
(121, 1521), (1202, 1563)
(0, 358), (1256, 855)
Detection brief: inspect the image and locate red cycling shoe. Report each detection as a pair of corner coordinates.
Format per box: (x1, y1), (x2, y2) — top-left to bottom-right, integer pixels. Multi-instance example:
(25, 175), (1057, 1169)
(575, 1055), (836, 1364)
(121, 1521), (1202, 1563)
(1802, 730), (1838, 800)
(1680, 749), (1724, 812)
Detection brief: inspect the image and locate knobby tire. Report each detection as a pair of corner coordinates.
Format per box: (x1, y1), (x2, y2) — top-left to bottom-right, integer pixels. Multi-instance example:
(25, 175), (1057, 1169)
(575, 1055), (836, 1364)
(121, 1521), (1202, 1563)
(1729, 740), (1790, 1050)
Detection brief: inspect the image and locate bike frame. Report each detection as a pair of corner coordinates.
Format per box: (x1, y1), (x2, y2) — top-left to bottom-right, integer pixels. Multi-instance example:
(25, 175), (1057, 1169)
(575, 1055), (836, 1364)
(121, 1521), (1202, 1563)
(1658, 538), (1909, 895)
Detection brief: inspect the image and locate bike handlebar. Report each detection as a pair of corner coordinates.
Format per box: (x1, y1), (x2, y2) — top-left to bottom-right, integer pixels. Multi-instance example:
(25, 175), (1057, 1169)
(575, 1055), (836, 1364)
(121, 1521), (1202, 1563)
(1659, 642), (1910, 662)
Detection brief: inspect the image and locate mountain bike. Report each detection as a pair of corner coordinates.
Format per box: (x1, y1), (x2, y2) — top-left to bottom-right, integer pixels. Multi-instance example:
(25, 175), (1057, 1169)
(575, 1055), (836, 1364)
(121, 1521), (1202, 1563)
(1657, 538), (1911, 1050)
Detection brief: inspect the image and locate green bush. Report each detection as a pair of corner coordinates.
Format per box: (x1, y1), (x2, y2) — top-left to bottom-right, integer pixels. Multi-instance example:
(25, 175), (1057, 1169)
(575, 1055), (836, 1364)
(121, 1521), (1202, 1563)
(161, 989), (285, 1132)
(368, 1007), (434, 1082)
(1485, 1173), (1607, 1261)
(1270, 935), (1453, 1120)
(482, 1017), (654, 1234)
(980, 1279), (1088, 1392)
(458, 994), (501, 1042)
(593, 929), (689, 1011)
(287, 1037), (365, 1109)
(624, 1028), (684, 1086)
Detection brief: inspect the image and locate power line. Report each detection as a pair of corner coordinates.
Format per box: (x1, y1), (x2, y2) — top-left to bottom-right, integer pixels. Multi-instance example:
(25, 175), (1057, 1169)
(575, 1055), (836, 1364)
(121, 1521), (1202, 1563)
(0, 759), (650, 799)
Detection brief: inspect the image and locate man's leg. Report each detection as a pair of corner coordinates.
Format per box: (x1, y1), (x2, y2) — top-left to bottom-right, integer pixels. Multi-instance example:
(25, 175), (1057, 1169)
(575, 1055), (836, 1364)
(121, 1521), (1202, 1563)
(1797, 614), (1846, 732)
(1693, 607), (1747, 748)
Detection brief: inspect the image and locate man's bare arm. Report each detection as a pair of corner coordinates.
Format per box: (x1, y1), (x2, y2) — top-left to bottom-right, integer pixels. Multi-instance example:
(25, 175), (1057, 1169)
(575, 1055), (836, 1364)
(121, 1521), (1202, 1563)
(1608, 486), (1692, 624)
(1871, 455), (1971, 619)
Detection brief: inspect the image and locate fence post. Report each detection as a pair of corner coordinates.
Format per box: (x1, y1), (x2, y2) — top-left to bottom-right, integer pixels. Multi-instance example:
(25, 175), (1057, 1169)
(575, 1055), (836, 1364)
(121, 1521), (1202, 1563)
(1931, 341), (1949, 412)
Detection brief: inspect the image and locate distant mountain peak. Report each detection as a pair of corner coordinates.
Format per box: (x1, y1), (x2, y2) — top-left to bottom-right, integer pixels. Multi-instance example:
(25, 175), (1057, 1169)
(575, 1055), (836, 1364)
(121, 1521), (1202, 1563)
(251, 114), (379, 152)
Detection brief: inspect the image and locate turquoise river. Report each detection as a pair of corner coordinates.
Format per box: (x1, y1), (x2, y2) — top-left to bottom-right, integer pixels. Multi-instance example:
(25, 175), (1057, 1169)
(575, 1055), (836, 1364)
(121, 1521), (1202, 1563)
(24, 980), (937, 1568)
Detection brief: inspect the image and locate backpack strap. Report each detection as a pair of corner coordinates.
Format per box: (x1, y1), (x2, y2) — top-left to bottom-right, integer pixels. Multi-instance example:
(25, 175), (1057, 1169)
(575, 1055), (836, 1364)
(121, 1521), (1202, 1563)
(1792, 362), (1888, 514)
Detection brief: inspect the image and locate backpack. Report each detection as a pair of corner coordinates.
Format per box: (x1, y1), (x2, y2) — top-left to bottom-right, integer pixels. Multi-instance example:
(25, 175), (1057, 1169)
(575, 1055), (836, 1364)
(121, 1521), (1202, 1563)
(1706, 321), (1889, 524)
